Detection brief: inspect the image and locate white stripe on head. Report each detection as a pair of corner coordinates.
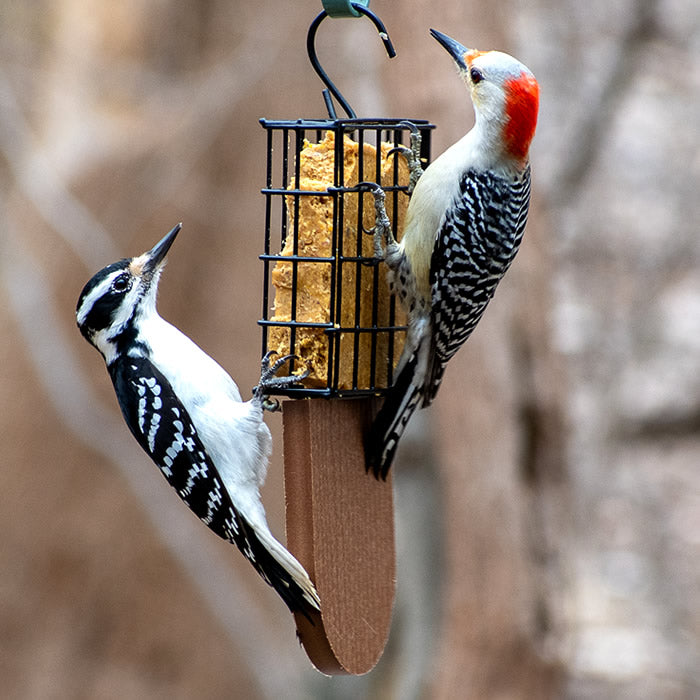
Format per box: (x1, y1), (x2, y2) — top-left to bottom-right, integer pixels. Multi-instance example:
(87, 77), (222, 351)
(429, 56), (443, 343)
(76, 267), (124, 327)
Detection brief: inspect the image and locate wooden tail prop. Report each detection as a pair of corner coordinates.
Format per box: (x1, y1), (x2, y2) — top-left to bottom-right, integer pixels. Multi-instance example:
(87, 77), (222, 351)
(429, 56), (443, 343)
(283, 398), (395, 675)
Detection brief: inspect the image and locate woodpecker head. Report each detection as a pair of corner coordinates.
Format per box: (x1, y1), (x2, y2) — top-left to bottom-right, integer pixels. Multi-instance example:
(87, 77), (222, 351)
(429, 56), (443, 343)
(430, 29), (539, 167)
(76, 223), (181, 363)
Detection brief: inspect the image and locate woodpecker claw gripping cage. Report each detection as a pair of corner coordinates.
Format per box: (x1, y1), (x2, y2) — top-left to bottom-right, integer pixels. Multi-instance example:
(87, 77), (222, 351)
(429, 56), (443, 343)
(259, 2), (434, 398)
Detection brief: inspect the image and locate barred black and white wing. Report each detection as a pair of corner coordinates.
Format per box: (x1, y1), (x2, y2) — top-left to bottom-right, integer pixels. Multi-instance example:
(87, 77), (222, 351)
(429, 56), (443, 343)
(108, 356), (320, 617)
(425, 166), (531, 404)
(366, 168), (530, 478)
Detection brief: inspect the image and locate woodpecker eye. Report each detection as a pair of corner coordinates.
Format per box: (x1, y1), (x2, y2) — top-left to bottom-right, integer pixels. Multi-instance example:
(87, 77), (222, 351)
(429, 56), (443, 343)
(470, 67), (484, 84)
(112, 273), (131, 293)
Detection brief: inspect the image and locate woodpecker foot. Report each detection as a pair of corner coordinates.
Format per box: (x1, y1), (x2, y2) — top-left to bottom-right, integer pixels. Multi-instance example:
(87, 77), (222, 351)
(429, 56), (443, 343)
(254, 351), (310, 410)
(359, 182), (394, 260)
(389, 122), (424, 194)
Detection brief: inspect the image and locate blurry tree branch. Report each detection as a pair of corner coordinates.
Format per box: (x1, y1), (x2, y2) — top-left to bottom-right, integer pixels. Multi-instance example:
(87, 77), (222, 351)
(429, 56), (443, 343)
(0, 69), (119, 268)
(94, 29), (287, 232)
(553, 0), (660, 204)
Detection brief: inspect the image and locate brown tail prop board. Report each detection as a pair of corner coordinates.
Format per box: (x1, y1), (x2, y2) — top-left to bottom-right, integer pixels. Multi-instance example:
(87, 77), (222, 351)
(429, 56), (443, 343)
(283, 398), (395, 675)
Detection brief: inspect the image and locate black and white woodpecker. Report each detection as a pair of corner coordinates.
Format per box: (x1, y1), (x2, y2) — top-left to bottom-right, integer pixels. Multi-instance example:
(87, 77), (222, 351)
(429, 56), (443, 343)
(76, 224), (320, 617)
(366, 29), (540, 479)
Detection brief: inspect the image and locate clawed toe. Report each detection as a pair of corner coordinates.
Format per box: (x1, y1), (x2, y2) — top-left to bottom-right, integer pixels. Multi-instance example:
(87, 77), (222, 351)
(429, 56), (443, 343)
(357, 181), (393, 259)
(265, 351), (294, 376)
(262, 397), (281, 412)
(255, 353), (311, 408)
(394, 122), (424, 193)
(260, 349), (279, 373)
(260, 350), (302, 381)
(387, 144), (412, 159)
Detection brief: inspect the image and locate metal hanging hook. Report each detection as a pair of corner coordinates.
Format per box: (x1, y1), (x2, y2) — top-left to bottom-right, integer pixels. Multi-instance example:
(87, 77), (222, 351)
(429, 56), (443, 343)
(307, 2), (396, 119)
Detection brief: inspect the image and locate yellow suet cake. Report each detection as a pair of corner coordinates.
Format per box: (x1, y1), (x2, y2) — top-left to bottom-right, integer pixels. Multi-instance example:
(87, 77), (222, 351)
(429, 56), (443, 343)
(268, 131), (408, 390)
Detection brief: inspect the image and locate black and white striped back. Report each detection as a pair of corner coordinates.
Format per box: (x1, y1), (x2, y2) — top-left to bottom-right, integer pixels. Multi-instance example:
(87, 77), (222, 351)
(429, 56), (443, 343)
(426, 166), (531, 404)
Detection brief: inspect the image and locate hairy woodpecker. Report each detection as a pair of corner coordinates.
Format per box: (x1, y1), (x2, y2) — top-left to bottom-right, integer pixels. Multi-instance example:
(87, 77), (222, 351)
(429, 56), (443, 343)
(76, 224), (320, 617)
(366, 29), (539, 479)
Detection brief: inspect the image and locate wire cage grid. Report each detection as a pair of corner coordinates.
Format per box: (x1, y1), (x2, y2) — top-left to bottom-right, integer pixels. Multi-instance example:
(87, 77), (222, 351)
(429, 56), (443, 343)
(259, 118), (434, 398)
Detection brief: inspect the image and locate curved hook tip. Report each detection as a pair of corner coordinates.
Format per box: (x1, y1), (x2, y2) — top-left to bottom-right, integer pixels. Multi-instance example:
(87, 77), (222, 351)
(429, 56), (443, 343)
(307, 3), (397, 119)
(353, 4), (396, 59)
(377, 31), (396, 59)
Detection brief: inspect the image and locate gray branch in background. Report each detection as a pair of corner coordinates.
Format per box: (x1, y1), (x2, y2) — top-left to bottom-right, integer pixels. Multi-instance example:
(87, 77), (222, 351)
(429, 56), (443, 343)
(0, 70), (120, 269)
(552, 0), (660, 204)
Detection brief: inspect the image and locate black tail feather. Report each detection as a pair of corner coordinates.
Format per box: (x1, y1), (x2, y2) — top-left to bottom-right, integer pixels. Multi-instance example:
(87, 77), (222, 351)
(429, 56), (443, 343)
(365, 355), (423, 480)
(423, 353), (446, 407)
(236, 513), (320, 622)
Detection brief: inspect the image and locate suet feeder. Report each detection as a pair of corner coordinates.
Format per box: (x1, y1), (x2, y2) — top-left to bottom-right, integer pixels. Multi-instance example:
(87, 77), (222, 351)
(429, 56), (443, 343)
(258, 1), (434, 674)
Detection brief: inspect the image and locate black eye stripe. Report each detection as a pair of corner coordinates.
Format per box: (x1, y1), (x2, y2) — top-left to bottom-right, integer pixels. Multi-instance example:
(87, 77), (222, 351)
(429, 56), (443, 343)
(76, 260), (129, 312)
(76, 260), (133, 334)
(81, 294), (119, 334)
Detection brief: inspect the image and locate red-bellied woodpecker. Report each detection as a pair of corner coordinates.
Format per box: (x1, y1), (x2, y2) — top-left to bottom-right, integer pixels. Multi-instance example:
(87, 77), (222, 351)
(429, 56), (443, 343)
(366, 29), (540, 479)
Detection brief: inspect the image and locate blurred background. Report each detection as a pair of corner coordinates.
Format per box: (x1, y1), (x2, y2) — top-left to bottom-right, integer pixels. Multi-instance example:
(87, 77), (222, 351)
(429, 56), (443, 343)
(1, 1), (699, 698)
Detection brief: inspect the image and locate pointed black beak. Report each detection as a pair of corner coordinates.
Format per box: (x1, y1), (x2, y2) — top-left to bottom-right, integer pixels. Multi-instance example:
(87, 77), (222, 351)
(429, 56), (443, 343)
(143, 223), (181, 274)
(430, 29), (470, 71)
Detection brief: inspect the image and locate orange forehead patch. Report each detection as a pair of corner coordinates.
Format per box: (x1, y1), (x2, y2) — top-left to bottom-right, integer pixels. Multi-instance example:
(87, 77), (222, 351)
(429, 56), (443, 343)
(465, 49), (486, 67)
(129, 254), (148, 277)
(503, 71), (539, 162)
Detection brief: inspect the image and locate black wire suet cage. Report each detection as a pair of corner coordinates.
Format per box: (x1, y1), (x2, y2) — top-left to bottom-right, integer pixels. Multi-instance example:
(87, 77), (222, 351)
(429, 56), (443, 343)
(259, 118), (434, 399)
(258, 3), (435, 398)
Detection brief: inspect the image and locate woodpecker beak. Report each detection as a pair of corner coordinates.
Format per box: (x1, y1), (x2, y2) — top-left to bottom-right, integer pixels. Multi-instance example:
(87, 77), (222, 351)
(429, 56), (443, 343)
(142, 223), (182, 275)
(430, 29), (471, 71)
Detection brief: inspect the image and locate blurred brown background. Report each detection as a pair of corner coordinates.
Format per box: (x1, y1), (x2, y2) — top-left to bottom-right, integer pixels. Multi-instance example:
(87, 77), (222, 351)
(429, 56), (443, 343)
(1, 1), (699, 698)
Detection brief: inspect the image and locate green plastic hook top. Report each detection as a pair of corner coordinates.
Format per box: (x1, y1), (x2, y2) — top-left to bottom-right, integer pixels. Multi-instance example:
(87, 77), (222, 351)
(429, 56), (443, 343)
(322, 0), (370, 18)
